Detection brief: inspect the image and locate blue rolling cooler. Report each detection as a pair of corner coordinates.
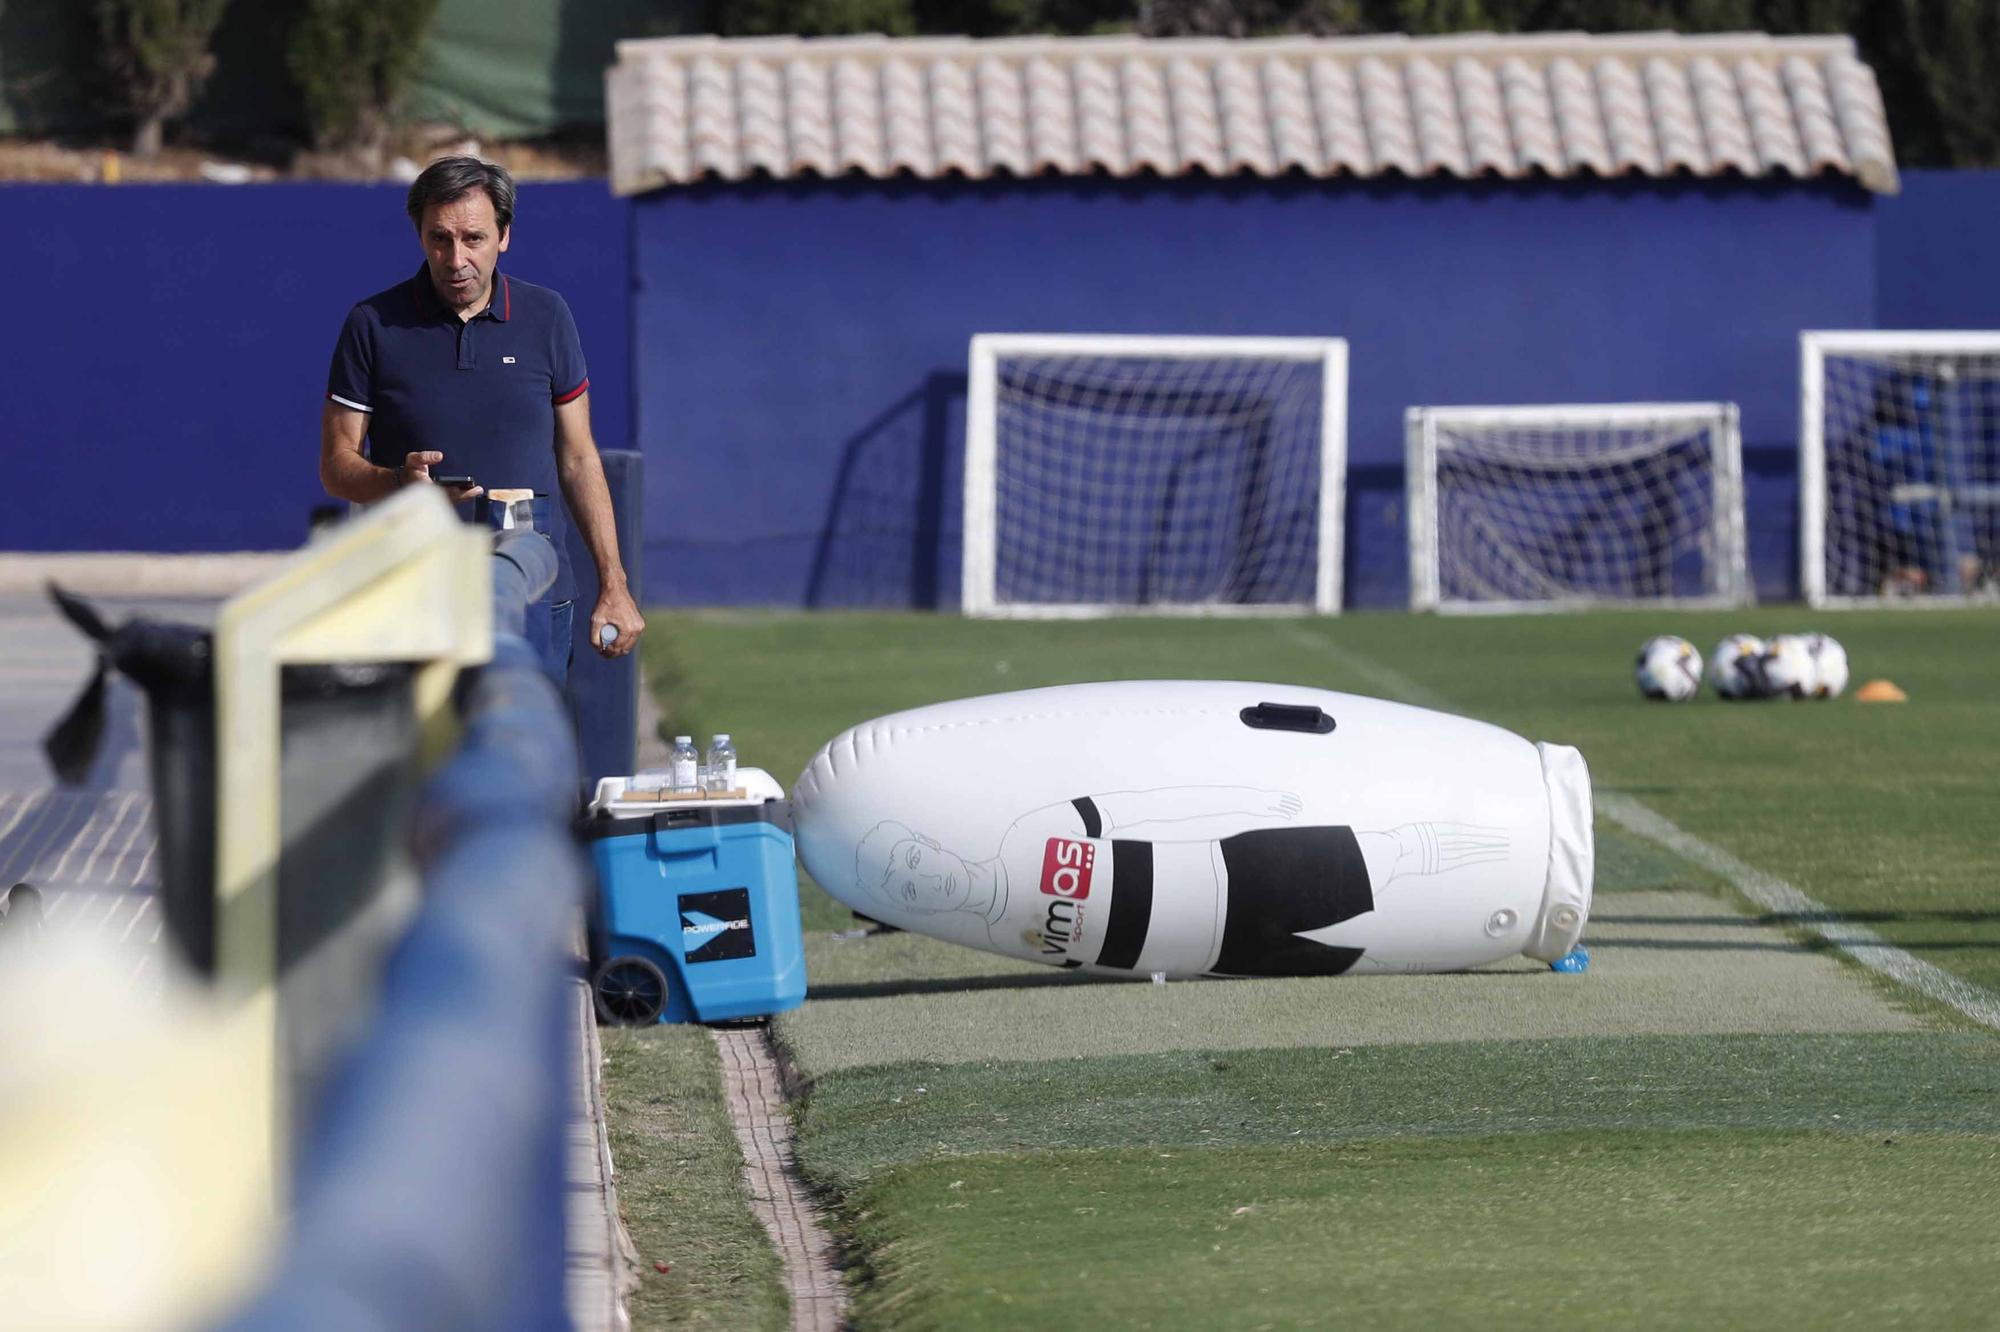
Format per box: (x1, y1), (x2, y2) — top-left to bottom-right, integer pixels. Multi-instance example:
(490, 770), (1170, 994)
(584, 780), (806, 1025)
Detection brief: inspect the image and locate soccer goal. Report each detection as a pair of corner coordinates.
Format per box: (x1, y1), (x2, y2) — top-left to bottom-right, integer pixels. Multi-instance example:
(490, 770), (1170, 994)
(961, 334), (1346, 617)
(1802, 331), (2000, 608)
(1406, 403), (1750, 613)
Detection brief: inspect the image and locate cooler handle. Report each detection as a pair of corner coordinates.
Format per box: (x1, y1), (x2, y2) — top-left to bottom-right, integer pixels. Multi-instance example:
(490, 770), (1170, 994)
(649, 810), (722, 856)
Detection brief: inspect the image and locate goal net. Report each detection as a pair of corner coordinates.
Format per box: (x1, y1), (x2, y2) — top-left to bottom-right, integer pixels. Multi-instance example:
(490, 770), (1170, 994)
(1407, 404), (1750, 613)
(1802, 332), (2000, 607)
(961, 335), (1346, 617)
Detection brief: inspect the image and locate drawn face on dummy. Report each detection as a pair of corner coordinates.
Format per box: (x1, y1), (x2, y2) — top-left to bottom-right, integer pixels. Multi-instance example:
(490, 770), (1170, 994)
(861, 825), (974, 914)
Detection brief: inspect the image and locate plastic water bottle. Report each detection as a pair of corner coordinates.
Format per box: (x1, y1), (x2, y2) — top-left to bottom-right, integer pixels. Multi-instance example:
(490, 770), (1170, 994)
(670, 735), (700, 794)
(704, 734), (737, 795)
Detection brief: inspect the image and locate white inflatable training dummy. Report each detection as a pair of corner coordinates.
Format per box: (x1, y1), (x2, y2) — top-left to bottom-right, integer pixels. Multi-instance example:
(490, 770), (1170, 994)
(793, 681), (1592, 978)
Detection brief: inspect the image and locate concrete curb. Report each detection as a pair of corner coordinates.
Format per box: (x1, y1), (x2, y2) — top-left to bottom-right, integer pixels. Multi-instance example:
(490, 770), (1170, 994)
(0, 553), (290, 597)
(568, 956), (642, 1332)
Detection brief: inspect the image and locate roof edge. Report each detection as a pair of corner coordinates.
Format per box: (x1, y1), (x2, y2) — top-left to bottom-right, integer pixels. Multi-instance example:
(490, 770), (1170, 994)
(612, 29), (1863, 63)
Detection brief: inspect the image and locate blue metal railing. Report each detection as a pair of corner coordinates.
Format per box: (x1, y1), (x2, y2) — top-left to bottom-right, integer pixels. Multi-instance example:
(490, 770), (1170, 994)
(221, 533), (584, 1330)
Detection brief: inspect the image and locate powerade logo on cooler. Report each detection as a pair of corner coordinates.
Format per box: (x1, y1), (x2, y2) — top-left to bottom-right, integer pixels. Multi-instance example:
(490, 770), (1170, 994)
(1034, 838), (1095, 962)
(679, 888), (756, 964)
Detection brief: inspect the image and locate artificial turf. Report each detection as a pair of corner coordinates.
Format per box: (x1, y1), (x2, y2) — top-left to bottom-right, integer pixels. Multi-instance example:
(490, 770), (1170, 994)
(627, 606), (2000, 1328)
(647, 608), (2000, 989)
(792, 1032), (2000, 1194)
(843, 1132), (2000, 1330)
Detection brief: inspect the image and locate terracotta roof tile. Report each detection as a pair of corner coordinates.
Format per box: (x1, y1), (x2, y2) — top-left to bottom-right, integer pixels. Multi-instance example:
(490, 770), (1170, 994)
(1642, 57), (1705, 173)
(1259, 58), (1309, 172)
(882, 58), (931, 174)
(737, 59), (787, 177)
(606, 31), (1901, 195)
(1356, 55), (1421, 175)
(1454, 57), (1512, 175)
(781, 58), (835, 175)
(1024, 55), (1076, 172)
(831, 56), (883, 174)
(1500, 57), (1562, 175)
(1782, 55), (1849, 176)
(1545, 57), (1610, 174)
(1593, 56), (1658, 174)
(930, 58), (982, 176)
(1737, 56), (1805, 175)
(1309, 58), (1371, 174)
(975, 57), (1029, 176)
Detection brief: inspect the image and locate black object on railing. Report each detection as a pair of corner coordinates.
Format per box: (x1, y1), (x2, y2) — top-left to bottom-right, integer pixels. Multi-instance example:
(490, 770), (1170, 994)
(42, 586), (412, 985)
(43, 535), (565, 1122)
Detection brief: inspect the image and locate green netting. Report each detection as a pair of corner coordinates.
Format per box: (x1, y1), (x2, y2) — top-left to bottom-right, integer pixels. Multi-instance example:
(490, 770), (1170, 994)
(0, 0), (698, 142)
(406, 0), (699, 139)
(0, 0), (96, 135)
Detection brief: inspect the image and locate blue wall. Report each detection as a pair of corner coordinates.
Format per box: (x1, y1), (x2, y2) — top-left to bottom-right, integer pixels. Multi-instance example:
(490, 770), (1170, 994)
(1878, 169), (2000, 329)
(10, 170), (1999, 607)
(632, 175), (1876, 609)
(0, 181), (629, 552)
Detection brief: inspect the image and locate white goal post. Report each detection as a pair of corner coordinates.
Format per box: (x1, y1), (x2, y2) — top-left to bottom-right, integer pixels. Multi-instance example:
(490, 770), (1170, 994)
(1407, 403), (1750, 614)
(961, 334), (1347, 618)
(1801, 331), (2000, 608)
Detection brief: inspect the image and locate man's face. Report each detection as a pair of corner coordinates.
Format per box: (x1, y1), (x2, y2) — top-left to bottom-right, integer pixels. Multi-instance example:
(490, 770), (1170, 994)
(881, 838), (971, 913)
(419, 192), (509, 314)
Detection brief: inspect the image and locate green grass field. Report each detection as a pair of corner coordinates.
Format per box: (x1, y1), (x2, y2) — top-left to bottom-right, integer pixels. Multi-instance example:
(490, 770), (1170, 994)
(617, 608), (2000, 1328)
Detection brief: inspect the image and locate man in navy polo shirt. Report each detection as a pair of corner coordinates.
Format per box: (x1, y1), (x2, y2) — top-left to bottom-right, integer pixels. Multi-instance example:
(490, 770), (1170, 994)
(318, 156), (642, 682)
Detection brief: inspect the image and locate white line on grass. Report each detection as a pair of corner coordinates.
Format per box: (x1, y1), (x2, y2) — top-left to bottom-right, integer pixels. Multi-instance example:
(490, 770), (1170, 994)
(1277, 621), (2000, 1033)
(1594, 793), (2000, 1030)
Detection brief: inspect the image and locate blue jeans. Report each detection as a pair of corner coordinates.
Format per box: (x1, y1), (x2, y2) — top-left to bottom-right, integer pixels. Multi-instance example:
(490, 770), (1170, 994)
(524, 599), (575, 687)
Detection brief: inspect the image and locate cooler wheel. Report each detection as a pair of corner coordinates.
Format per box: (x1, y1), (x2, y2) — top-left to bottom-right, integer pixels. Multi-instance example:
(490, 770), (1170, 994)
(593, 955), (670, 1026)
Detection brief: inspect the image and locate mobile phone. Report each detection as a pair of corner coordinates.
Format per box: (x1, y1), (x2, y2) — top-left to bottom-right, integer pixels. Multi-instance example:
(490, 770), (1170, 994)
(434, 475), (475, 488)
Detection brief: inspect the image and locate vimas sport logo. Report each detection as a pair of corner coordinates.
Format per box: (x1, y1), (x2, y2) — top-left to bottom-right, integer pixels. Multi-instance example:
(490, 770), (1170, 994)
(1033, 838), (1095, 963)
(678, 887), (756, 964)
(1040, 838), (1095, 900)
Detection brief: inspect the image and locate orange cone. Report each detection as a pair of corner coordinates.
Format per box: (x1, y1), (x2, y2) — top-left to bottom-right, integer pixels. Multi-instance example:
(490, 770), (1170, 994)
(1854, 679), (1908, 703)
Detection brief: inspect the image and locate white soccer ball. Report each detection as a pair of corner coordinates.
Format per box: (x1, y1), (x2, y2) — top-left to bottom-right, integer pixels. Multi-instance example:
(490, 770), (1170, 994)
(1635, 635), (1703, 702)
(1708, 633), (1768, 700)
(1795, 631), (1850, 699)
(1759, 634), (1817, 700)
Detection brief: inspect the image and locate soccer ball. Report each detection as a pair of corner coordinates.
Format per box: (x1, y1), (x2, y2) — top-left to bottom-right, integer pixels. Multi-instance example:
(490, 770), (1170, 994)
(1758, 634), (1817, 699)
(1792, 631), (1850, 699)
(1635, 635), (1703, 702)
(1708, 633), (1767, 700)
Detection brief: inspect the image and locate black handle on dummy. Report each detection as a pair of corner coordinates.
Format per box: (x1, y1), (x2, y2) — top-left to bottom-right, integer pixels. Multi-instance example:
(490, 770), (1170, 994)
(1238, 701), (1336, 734)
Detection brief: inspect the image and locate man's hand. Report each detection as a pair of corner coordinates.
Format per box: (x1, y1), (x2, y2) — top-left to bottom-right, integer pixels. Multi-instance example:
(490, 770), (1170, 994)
(591, 584), (645, 658)
(1254, 790), (1304, 819)
(401, 450), (484, 502)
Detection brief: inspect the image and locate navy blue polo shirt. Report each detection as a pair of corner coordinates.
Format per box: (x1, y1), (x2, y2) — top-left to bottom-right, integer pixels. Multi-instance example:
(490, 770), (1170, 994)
(327, 266), (590, 601)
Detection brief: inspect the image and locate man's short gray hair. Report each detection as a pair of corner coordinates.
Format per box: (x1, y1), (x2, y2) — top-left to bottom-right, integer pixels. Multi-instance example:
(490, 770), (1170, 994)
(406, 156), (516, 233)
